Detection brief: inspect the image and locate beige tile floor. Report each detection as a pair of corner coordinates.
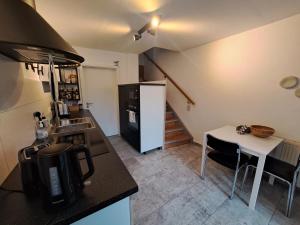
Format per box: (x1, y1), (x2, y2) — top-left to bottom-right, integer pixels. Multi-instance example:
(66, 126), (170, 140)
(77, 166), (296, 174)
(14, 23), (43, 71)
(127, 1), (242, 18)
(108, 136), (300, 225)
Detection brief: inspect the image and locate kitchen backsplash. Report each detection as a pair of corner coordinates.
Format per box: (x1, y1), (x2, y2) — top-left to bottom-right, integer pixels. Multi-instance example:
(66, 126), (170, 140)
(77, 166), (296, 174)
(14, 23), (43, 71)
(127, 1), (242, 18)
(0, 55), (51, 184)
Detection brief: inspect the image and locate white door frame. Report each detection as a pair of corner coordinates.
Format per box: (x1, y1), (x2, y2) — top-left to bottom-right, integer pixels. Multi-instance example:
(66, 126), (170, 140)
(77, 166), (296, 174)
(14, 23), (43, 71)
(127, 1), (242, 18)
(79, 64), (120, 135)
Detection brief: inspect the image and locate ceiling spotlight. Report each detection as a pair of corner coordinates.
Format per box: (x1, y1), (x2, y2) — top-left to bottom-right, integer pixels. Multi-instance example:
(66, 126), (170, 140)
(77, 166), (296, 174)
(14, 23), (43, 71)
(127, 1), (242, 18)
(151, 16), (161, 29)
(133, 15), (161, 41)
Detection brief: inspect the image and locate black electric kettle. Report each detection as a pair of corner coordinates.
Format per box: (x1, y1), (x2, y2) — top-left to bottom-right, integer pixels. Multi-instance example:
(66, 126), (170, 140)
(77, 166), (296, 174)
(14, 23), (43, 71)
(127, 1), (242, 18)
(37, 143), (94, 208)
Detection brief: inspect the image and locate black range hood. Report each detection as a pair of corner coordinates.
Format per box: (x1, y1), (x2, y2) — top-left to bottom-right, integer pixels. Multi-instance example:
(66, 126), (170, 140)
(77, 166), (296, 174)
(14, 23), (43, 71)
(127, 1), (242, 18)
(0, 0), (84, 65)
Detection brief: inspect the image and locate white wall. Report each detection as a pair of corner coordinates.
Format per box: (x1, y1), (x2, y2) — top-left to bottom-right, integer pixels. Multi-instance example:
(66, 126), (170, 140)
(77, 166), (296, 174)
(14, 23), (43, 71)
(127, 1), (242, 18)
(149, 14), (300, 144)
(75, 47), (138, 85)
(0, 56), (51, 184)
(75, 47), (139, 135)
(139, 49), (165, 82)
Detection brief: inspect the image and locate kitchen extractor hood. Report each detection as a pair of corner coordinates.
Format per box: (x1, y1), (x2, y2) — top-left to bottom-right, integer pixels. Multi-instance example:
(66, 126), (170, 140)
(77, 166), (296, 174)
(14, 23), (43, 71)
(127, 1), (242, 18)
(0, 0), (84, 65)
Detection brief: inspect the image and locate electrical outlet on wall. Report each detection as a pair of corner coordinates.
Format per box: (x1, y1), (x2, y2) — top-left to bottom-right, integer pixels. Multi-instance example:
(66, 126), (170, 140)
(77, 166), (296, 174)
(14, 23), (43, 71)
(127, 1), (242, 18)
(187, 102), (191, 111)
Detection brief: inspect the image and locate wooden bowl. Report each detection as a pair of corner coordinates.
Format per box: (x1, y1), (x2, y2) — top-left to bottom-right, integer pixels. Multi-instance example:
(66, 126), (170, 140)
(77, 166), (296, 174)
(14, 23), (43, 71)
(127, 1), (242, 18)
(250, 125), (275, 138)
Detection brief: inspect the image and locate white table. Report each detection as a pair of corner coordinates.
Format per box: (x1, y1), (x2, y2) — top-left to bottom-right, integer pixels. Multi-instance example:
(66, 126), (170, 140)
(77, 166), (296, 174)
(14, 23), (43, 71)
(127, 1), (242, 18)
(200, 125), (283, 210)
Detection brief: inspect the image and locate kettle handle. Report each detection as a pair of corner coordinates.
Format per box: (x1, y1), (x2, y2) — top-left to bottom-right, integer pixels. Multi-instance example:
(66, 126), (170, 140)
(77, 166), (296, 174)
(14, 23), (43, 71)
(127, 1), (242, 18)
(75, 146), (95, 182)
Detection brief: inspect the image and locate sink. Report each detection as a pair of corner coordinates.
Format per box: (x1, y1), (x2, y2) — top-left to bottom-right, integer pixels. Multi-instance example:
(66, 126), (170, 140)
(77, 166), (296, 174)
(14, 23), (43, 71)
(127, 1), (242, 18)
(51, 117), (96, 136)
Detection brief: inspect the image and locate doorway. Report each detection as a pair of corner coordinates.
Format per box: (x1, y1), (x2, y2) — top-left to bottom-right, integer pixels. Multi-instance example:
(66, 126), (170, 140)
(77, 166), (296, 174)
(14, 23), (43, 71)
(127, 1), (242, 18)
(82, 66), (119, 136)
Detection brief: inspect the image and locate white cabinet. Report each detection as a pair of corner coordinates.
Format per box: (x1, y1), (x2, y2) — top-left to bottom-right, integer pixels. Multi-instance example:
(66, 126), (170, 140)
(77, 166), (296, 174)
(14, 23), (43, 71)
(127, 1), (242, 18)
(72, 197), (131, 225)
(140, 85), (166, 153)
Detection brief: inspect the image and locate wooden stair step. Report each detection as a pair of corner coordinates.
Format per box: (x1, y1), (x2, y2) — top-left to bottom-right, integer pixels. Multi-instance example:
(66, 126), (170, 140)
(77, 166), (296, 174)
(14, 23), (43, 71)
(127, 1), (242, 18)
(165, 133), (192, 149)
(166, 111), (175, 120)
(165, 127), (184, 133)
(165, 139), (192, 149)
(165, 133), (192, 144)
(164, 103), (193, 148)
(165, 128), (185, 138)
(165, 118), (178, 123)
(165, 121), (180, 129)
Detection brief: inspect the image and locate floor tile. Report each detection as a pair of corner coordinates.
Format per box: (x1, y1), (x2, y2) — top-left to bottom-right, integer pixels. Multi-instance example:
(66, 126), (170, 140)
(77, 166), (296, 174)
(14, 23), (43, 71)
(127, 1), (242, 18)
(131, 179), (168, 224)
(107, 136), (300, 225)
(203, 198), (272, 225)
(269, 190), (300, 225)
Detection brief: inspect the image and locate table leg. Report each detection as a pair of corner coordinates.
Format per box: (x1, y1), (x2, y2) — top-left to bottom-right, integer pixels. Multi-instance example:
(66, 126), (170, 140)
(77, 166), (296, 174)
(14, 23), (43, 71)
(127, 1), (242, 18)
(249, 154), (266, 209)
(200, 134), (207, 178)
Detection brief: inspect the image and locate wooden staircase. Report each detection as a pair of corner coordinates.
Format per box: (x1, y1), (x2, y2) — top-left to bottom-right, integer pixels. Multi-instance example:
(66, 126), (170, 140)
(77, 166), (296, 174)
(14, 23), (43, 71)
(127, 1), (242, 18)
(165, 105), (193, 148)
(141, 53), (195, 148)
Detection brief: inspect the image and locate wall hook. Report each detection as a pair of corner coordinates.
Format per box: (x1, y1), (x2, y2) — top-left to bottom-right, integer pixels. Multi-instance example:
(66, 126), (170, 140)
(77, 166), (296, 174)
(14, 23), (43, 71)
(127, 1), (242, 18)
(113, 61), (119, 67)
(24, 63), (44, 75)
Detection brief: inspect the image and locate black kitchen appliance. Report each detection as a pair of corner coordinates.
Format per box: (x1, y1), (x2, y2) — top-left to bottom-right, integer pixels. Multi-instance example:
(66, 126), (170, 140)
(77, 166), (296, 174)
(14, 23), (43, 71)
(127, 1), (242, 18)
(37, 143), (94, 208)
(18, 143), (50, 196)
(118, 84), (140, 151)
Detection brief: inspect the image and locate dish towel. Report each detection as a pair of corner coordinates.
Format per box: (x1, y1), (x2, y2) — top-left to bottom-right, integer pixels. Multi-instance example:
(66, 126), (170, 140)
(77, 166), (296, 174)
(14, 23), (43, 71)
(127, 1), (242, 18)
(128, 110), (136, 123)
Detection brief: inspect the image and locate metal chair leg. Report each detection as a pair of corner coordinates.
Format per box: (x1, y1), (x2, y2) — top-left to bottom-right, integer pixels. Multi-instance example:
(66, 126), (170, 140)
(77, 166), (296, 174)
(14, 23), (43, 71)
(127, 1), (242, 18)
(230, 149), (242, 199)
(201, 152), (208, 180)
(286, 183), (292, 217)
(287, 176), (297, 217)
(230, 168), (239, 199)
(241, 165), (249, 191)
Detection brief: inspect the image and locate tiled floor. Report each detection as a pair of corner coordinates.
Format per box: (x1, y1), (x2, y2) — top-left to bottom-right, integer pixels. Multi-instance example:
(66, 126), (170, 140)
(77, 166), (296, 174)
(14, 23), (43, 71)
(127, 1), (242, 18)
(108, 136), (300, 225)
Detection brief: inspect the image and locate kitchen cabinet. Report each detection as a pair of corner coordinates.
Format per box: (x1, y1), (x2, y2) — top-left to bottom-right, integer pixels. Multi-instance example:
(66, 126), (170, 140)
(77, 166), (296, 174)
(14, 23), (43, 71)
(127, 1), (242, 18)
(72, 197), (130, 225)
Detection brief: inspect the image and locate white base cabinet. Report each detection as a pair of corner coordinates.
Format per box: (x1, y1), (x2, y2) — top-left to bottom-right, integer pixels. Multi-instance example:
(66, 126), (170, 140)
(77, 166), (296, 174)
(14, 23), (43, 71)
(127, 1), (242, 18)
(72, 197), (131, 225)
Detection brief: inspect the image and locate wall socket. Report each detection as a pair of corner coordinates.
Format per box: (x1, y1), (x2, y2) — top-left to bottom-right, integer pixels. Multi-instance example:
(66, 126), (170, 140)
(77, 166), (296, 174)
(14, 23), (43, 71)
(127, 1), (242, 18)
(187, 102), (191, 111)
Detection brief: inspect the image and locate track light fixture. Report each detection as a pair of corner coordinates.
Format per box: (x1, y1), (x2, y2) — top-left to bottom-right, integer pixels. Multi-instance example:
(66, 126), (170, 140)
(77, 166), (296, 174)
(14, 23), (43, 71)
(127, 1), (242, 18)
(133, 16), (161, 41)
(133, 33), (142, 41)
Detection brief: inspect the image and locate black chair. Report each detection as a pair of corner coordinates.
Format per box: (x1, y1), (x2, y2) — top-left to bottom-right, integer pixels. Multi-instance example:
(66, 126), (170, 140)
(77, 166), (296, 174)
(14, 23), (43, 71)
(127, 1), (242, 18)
(202, 134), (250, 199)
(242, 155), (300, 217)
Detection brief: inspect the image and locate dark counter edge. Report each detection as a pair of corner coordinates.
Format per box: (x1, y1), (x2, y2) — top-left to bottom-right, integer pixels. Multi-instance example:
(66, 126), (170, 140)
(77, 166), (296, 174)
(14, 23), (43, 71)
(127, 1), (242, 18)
(1, 109), (138, 225)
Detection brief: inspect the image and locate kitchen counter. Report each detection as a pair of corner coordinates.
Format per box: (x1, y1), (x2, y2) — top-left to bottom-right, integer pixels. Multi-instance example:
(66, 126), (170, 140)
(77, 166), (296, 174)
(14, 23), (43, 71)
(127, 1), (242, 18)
(0, 110), (138, 225)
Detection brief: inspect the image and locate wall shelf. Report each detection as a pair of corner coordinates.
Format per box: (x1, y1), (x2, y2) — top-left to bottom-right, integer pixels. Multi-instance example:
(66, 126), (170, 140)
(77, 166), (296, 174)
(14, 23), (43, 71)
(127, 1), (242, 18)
(58, 67), (81, 102)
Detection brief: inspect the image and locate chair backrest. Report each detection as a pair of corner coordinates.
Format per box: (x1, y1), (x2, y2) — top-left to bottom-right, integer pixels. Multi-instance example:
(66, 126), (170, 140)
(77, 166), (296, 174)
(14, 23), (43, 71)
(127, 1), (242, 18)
(296, 154), (300, 173)
(207, 134), (239, 155)
(272, 140), (300, 166)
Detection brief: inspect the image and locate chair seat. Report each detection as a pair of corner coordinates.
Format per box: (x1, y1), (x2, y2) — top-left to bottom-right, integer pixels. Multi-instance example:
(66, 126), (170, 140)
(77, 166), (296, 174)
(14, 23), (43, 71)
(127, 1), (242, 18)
(249, 156), (296, 183)
(207, 151), (249, 170)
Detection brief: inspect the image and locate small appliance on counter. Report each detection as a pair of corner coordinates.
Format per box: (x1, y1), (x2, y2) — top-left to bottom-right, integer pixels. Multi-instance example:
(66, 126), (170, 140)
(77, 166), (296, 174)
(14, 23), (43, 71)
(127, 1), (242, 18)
(18, 143), (50, 196)
(18, 143), (94, 208)
(37, 143), (94, 208)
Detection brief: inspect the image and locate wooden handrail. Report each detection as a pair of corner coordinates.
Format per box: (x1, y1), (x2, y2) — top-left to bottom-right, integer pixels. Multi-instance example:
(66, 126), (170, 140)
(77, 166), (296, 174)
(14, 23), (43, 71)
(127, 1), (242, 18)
(143, 53), (195, 105)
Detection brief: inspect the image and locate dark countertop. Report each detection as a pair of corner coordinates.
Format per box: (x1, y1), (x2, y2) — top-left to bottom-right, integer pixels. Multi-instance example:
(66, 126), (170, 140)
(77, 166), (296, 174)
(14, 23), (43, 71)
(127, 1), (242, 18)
(0, 110), (138, 225)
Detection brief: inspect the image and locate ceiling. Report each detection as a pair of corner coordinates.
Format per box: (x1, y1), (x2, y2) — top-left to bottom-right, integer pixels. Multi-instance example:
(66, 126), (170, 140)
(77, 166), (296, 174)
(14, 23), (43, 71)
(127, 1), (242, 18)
(36, 0), (300, 53)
